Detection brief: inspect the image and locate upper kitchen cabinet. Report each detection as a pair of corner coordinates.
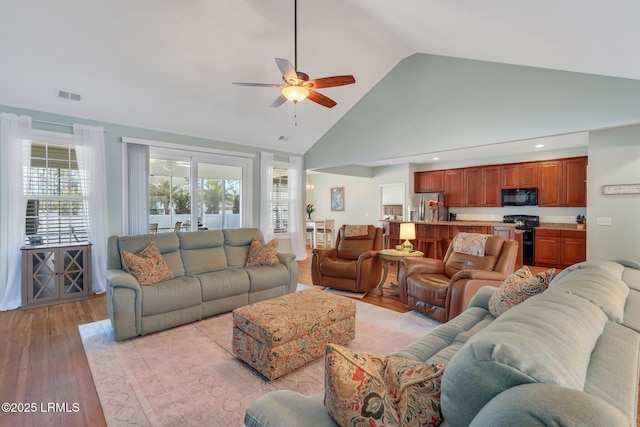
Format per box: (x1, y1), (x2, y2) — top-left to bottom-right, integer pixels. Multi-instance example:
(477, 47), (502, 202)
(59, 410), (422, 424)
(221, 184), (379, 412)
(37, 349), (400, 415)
(501, 162), (537, 189)
(444, 169), (465, 206)
(538, 157), (587, 207)
(563, 157), (587, 207)
(414, 170), (445, 193)
(464, 168), (483, 206)
(481, 165), (502, 207)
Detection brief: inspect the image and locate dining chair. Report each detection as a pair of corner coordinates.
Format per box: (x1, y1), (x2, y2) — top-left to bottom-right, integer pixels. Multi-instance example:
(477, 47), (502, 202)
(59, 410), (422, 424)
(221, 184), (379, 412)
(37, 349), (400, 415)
(316, 219), (335, 248)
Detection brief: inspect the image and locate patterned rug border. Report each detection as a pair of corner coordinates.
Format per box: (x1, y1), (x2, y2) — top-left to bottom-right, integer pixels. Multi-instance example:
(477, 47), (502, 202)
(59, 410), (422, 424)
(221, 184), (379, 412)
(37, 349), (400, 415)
(79, 285), (440, 426)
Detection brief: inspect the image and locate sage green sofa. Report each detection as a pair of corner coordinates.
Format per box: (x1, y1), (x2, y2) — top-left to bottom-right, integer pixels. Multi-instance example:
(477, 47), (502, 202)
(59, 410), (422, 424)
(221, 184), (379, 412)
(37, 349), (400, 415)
(245, 260), (640, 427)
(105, 228), (298, 341)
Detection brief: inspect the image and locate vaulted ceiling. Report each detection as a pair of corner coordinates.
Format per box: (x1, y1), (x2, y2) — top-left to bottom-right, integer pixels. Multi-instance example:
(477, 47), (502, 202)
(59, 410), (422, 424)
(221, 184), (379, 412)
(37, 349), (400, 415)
(2, 0), (639, 168)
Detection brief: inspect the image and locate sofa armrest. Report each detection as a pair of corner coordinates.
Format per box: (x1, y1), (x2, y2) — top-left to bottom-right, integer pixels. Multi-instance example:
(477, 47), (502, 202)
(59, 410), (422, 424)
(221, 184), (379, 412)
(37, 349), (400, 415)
(104, 269), (142, 340)
(312, 248), (337, 261)
(105, 269), (142, 291)
(245, 390), (337, 427)
(402, 257), (445, 276)
(468, 384), (629, 427)
(357, 250), (379, 262)
(450, 269), (507, 282)
(468, 286), (498, 310)
(277, 252), (299, 294)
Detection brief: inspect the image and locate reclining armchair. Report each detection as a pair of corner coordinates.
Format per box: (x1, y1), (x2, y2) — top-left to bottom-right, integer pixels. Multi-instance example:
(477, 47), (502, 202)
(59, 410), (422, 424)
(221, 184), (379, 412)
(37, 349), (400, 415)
(398, 232), (518, 322)
(311, 225), (383, 293)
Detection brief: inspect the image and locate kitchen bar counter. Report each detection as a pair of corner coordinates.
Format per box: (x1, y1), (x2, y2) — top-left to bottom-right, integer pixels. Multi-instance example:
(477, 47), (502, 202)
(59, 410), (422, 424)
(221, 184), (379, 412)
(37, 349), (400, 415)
(381, 219), (586, 231)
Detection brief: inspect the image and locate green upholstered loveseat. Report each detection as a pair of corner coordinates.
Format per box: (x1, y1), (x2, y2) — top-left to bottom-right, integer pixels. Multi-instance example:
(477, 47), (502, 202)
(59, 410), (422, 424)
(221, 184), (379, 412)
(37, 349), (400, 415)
(105, 228), (298, 341)
(245, 260), (640, 427)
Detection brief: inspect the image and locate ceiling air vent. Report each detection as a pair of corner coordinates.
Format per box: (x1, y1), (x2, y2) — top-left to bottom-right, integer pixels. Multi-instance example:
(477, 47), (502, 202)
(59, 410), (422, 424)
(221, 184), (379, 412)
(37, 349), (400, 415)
(57, 89), (82, 102)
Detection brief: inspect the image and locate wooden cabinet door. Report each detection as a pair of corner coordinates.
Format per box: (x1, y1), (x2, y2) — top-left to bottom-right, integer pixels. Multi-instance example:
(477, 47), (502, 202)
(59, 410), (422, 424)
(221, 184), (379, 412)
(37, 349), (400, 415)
(560, 230), (586, 266)
(414, 170), (445, 193)
(563, 157), (587, 207)
(534, 230), (561, 267)
(492, 226), (515, 240)
(519, 162), (538, 188)
(445, 169), (465, 207)
(501, 164), (519, 188)
(482, 166), (501, 206)
(465, 168), (482, 207)
(538, 161), (563, 207)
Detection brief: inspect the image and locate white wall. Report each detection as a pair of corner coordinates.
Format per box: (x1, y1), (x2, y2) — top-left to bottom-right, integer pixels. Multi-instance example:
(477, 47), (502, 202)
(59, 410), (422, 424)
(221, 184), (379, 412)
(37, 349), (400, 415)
(306, 164), (409, 233)
(587, 125), (640, 261)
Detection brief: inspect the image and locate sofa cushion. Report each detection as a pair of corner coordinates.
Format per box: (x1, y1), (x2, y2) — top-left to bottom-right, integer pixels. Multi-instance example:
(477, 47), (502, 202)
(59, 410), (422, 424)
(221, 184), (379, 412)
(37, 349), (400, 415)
(324, 343), (445, 427)
(197, 268), (251, 301)
(118, 232), (185, 277)
(140, 275), (202, 316)
(319, 258), (357, 279)
(245, 237), (280, 266)
(120, 241), (173, 286)
(336, 225), (376, 260)
(178, 230), (227, 274)
(224, 228), (265, 267)
(487, 267), (555, 317)
(441, 290), (609, 427)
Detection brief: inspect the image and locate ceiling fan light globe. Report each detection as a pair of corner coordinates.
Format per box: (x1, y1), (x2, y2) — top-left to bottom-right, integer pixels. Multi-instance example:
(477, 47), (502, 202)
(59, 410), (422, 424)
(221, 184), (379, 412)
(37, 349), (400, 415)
(282, 85), (309, 103)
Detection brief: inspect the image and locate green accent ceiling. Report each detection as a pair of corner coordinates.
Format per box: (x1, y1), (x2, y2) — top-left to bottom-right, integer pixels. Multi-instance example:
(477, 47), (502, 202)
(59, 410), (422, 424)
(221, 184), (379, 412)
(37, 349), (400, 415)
(305, 53), (640, 171)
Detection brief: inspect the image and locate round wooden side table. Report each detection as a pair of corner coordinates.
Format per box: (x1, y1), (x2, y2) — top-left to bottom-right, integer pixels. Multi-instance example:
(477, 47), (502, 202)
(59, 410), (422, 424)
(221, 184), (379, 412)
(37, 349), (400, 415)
(377, 249), (424, 295)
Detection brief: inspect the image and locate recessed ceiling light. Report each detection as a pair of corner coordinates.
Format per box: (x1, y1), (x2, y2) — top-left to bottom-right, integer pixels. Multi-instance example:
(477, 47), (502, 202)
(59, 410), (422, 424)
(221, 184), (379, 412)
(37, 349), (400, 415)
(278, 136), (288, 141)
(535, 144), (544, 148)
(432, 157), (439, 161)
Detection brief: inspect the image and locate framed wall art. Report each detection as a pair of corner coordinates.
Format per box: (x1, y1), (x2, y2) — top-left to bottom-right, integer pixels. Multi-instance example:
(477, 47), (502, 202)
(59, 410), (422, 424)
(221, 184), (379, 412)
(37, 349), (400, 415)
(330, 187), (345, 211)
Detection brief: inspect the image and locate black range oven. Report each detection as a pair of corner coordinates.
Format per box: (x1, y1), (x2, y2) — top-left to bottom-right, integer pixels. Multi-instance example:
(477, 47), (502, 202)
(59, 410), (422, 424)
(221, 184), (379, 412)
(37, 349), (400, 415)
(502, 215), (540, 266)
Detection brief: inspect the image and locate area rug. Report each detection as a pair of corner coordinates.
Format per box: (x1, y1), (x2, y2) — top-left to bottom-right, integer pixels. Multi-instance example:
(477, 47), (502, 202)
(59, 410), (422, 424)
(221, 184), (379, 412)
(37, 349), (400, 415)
(323, 287), (367, 298)
(79, 289), (440, 427)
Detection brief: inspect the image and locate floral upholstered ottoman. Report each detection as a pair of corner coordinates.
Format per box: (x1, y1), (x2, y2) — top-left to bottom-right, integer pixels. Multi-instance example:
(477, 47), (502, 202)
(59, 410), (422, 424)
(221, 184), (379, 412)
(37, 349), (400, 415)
(232, 289), (356, 380)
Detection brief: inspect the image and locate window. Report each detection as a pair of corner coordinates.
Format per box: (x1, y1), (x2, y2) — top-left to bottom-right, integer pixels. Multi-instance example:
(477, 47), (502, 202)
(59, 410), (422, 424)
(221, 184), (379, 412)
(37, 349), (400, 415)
(24, 139), (88, 245)
(148, 148), (247, 231)
(270, 167), (289, 234)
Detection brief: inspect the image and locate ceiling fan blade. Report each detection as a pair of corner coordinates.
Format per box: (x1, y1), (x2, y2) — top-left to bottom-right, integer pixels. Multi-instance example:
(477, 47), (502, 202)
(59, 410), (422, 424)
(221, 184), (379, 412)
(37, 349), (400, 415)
(270, 94), (287, 108)
(232, 82), (283, 87)
(275, 58), (298, 83)
(307, 90), (337, 108)
(308, 75), (356, 89)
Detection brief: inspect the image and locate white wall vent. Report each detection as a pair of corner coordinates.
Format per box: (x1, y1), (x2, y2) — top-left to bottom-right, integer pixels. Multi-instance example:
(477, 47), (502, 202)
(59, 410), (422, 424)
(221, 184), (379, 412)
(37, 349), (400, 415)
(57, 89), (82, 101)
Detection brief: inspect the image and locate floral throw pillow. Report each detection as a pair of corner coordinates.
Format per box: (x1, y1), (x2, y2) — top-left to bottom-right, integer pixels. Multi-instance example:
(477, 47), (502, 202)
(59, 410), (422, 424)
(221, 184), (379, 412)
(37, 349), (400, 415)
(121, 241), (173, 286)
(324, 343), (445, 427)
(488, 266), (556, 317)
(245, 237), (280, 267)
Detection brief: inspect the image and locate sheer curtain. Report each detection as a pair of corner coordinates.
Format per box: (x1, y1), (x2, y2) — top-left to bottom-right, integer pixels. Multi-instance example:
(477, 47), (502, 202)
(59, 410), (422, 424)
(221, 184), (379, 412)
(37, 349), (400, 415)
(259, 152), (306, 261)
(125, 143), (149, 235)
(0, 114), (31, 310)
(73, 124), (108, 294)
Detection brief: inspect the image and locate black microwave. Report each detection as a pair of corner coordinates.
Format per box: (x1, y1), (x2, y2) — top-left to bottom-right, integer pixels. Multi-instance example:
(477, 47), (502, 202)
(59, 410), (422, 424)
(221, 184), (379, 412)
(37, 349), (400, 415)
(501, 188), (538, 206)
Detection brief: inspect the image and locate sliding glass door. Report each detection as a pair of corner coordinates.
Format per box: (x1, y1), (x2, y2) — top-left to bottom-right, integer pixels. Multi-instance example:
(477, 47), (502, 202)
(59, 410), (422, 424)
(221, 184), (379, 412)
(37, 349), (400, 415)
(195, 162), (242, 230)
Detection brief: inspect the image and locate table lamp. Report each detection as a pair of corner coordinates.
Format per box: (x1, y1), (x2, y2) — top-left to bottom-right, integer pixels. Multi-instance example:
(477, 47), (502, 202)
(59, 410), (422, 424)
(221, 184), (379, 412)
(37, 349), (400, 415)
(399, 222), (416, 251)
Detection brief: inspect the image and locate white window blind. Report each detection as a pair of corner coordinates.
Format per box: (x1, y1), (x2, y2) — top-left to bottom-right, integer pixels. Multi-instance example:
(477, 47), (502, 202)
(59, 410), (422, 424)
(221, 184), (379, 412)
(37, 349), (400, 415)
(24, 141), (89, 245)
(270, 167), (289, 234)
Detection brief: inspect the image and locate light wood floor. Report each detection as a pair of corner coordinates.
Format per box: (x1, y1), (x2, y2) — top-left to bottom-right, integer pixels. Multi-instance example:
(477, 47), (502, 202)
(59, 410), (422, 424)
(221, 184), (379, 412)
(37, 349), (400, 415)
(0, 253), (637, 427)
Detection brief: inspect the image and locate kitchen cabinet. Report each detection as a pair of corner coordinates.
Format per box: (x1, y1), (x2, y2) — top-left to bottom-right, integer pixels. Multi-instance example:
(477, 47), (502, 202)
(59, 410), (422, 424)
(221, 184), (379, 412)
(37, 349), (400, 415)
(534, 229), (586, 268)
(563, 157), (587, 207)
(444, 169), (465, 207)
(21, 243), (92, 309)
(502, 162), (537, 189)
(538, 157), (587, 207)
(482, 166), (502, 207)
(414, 170), (445, 193)
(464, 168), (482, 206)
(537, 160), (564, 207)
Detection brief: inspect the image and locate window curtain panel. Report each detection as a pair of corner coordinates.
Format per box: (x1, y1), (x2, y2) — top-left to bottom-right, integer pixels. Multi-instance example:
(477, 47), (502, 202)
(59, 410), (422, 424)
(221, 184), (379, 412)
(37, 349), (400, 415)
(259, 152), (306, 261)
(125, 143), (149, 235)
(73, 124), (108, 294)
(0, 113), (32, 310)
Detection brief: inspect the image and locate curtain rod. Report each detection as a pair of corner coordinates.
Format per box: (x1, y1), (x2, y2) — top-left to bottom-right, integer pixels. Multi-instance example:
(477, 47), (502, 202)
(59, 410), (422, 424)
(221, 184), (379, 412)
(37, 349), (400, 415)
(32, 119), (74, 128)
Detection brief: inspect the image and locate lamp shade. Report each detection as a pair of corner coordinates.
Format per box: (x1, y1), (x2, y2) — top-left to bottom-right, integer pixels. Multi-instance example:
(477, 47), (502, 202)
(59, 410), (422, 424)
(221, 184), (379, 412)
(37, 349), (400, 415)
(282, 85), (309, 103)
(399, 222), (416, 240)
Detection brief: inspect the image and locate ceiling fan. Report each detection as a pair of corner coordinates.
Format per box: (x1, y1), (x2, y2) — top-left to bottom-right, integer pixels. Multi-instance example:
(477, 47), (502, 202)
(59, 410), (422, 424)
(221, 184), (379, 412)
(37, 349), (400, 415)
(232, 0), (355, 108)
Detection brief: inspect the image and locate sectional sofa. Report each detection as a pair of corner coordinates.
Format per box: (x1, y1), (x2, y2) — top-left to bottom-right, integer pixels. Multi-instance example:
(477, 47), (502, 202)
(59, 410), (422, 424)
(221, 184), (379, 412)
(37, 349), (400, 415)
(245, 260), (640, 426)
(105, 228), (298, 341)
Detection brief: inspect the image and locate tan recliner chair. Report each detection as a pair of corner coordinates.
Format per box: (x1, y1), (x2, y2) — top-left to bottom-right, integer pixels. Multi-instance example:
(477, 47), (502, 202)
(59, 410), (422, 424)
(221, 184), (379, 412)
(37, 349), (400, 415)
(398, 233), (518, 322)
(311, 225), (383, 293)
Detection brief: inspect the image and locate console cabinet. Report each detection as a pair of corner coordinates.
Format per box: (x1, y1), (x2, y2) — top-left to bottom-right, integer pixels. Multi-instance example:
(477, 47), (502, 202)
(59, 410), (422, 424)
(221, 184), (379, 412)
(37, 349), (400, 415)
(21, 243), (92, 309)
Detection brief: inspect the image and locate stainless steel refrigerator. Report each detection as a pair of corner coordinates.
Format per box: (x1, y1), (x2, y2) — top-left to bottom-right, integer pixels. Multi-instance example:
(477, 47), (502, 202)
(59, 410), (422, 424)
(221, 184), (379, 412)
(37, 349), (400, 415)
(409, 192), (448, 222)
